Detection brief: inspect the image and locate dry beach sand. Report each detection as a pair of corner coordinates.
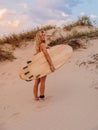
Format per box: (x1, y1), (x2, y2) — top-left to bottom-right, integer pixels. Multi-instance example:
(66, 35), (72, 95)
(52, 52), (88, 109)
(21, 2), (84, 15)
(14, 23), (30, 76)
(0, 38), (98, 130)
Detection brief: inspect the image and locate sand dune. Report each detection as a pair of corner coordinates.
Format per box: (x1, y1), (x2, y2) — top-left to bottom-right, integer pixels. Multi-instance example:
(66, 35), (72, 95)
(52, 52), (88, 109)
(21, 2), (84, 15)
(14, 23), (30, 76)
(0, 39), (98, 130)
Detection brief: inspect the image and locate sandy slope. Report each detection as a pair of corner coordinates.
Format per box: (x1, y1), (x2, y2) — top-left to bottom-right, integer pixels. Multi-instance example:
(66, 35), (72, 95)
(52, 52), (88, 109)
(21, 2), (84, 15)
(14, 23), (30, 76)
(0, 40), (98, 130)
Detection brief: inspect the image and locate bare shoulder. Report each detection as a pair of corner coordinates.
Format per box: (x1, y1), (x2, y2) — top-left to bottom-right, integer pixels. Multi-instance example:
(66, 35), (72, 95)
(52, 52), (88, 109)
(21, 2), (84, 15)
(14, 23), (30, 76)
(40, 43), (47, 51)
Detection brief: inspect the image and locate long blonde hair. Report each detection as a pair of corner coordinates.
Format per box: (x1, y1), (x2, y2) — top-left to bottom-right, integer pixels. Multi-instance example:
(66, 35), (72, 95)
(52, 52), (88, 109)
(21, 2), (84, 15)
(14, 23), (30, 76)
(35, 31), (45, 53)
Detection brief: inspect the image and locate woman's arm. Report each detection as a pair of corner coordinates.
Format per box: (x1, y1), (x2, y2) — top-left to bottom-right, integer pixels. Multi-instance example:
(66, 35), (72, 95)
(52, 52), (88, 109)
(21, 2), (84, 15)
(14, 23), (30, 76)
(46, 45), (51, 49)
(40, 43), (55, 72)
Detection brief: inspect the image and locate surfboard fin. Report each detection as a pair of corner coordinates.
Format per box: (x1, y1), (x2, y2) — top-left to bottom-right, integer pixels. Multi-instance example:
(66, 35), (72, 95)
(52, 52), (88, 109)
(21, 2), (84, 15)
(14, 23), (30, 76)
(23, 66), (28, 69)
(25, 79), (32, 82)
(29, 75), (34, 79)
(24, 71), (30, 75)
(27, 61), (32, 64)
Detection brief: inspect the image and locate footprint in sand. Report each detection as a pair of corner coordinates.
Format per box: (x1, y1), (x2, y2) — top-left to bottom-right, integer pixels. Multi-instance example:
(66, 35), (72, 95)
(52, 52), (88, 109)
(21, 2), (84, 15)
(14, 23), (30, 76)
(32, 96), (54, 111)
(94, 87), (98, 90)
(90, 81), (98, 90)
(8, 112), (20, 121)
(1, 72), (6, 76)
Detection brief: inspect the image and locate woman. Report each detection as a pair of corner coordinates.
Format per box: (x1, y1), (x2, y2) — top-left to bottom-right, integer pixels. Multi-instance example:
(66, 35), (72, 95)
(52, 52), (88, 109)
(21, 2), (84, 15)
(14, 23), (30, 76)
(33, 30), (55, 101)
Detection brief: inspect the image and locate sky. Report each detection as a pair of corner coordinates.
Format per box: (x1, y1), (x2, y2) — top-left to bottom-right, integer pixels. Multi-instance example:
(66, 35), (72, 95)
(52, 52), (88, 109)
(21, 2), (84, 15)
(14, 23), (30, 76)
(0, 0), (98, 37)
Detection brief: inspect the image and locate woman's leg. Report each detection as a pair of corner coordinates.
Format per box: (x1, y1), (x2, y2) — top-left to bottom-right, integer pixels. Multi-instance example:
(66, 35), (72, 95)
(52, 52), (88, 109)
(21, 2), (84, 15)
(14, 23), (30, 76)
(40, 76), (47, 98)
(33, 79), (40, 100)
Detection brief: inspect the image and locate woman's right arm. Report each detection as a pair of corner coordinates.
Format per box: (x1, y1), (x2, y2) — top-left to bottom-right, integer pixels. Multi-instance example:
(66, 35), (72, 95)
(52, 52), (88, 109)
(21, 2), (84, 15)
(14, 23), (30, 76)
(40, 43), (55, 72)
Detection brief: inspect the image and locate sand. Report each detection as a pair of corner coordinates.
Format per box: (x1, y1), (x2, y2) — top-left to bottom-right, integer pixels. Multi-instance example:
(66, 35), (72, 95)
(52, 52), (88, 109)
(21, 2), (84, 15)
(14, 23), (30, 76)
(0, 40), (98, 130)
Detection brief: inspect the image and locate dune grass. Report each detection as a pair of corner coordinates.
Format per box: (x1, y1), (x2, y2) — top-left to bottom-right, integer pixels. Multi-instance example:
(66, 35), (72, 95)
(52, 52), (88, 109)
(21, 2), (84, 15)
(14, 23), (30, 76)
(0, 49), (16, 61)
(1, 29), (98, 61)
(64, 16), (93, 31)
(0, 17), (97, 62)
(0, 25), (55, 47)
(0, 25), (55, 61)
(49, 29), (98, 49)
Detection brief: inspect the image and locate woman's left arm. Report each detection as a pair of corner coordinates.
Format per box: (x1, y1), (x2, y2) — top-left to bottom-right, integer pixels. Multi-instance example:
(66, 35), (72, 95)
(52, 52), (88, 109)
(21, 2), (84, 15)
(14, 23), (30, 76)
(40, 43), (55, 72)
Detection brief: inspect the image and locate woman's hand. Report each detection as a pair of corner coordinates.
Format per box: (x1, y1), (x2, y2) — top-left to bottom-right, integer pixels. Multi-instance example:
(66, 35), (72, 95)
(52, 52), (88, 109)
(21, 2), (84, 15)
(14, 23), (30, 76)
(50, 65), (55, 72)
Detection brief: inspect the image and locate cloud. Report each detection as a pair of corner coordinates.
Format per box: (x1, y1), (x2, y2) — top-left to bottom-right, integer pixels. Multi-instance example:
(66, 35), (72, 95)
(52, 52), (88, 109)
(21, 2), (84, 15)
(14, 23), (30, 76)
(0, 0), (82, 36)
(0, 8), (16, 20)
(36, 0), (62, 8)
(29, 7), (72, 28)
(0, 8), (19, 29)
(80, 12), (85, 16)
(0, 8), (7, 19)
(47, 18), (73, 27)
(19, 3), (28, 9)
(37, 0), (81, 8)
(36, 0), (82, 14)
(31, 0), (82, 21)
(29, 0), (78, 25)
(90, 14), (97, 19)
(61, 12), (69, 17)
(0, 8), (22, 36)
(10, 20), (20, 27)
(0, 20), (20, 27)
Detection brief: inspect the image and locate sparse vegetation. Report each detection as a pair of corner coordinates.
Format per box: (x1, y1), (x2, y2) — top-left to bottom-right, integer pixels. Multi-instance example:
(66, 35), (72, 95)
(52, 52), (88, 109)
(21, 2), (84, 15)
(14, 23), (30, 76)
(64, 16), (93, 31)
(0, 25), (55, 62)
(0, 49), (16, 61)
(0, 16), (98, 62)
(0, 25), (55, 47)
(79, 53), (98, 69)
(1, 29), (98, 61)
(49, 29), (98, 49)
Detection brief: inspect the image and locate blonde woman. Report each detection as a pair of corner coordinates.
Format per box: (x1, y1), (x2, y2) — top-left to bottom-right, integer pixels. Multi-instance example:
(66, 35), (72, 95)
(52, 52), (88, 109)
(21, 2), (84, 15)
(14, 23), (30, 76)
(33, 30), (55, 101)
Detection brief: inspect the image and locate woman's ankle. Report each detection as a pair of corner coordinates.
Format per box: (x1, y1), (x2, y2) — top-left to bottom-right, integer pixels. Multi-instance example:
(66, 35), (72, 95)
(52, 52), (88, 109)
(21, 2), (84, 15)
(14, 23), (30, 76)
(34, 97), (39, 101)
(39, 95), (45, 101)
(39, 95), (45, 99)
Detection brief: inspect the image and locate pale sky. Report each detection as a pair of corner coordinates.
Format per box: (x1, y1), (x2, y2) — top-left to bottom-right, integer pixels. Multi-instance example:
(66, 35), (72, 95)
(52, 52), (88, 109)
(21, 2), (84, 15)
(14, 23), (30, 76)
(0, 0), (97, 37)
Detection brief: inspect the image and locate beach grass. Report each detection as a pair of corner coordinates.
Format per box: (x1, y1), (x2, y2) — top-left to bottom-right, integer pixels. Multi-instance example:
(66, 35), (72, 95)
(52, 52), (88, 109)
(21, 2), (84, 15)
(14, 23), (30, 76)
(0, 16), (97, 61)
(0, 25), (55, 47)
(49, 29), (98, 49)
(64, 16), (93, 31)
(0, 25), (55, 61)
(0, 49), (16, 61)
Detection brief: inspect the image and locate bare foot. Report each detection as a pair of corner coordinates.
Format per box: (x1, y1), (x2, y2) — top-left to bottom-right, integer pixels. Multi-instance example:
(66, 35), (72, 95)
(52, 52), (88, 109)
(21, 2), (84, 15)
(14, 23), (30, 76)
(33, 97), (39, 101)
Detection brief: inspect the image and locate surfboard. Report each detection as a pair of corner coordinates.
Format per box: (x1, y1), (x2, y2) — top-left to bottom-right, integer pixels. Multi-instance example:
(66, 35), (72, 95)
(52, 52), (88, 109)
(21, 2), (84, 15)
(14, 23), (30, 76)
(19, 45), (73, 81)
